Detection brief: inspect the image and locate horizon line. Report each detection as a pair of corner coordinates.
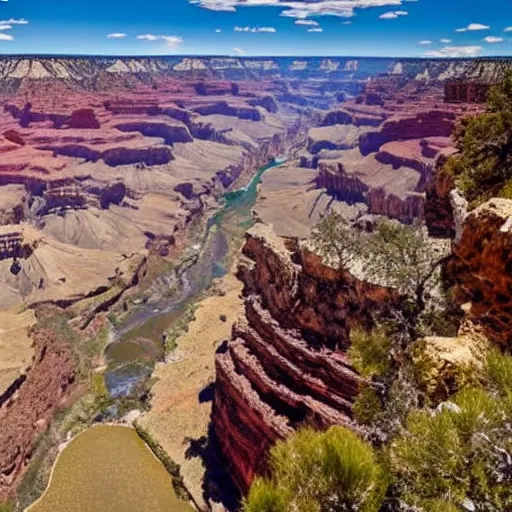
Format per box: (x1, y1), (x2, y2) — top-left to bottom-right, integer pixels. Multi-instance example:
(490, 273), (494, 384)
(0, 53), (510, 61)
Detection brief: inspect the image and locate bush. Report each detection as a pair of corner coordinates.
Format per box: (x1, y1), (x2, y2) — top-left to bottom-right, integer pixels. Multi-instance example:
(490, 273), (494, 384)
(391, 377), (512, 511)
(244, 427), (387, 512)
(348, 327), (392, 378)
(353, 387), (383, 426)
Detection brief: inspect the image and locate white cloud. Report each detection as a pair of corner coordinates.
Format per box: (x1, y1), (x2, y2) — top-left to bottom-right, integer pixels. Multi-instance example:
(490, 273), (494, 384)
(484, 36), (504, 43)
(0, 25), (12, 30)
(425, 45), (482, 58)
(190, 0), (415, 20)
(0, 18), (28, 25)
(234, 26), (276, 32)
(505, 27), (512, 32)
(215, 28), (222, 32)
(455, 23), (490, 32)
(0, 33), (13, 41)
(418, 40), (432, 45)
(308, 27), (324, 32)
(232, 47), (245, 55)
(137, 34), (184, 47)
(440, 38), (452, 43)
(294, 19), (319, 26)
(137, 34), (159, 41)
(342, 21), (352, 24)
(160, 35), (184, 47)
(107, 33), (127, 38)
(379, 10), (408, 19)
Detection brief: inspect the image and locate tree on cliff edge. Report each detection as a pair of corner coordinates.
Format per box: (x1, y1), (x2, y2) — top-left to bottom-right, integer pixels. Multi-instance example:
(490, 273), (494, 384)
(444, 70), (512, 204)
(312, 215), (450, 336)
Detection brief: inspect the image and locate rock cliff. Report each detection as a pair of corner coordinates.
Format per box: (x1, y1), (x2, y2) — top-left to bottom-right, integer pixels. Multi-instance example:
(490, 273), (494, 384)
(212, 224), (395, 492)
(448, 199), (512, 348)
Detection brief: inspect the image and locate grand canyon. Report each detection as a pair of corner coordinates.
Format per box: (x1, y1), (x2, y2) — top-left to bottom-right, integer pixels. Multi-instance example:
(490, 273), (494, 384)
(0, 53), (512, 512)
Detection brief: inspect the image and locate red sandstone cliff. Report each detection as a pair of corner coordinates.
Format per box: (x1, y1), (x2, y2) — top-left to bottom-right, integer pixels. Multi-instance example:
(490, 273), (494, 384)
(212, 224), (395, 493)
(448, 199), (512, 348)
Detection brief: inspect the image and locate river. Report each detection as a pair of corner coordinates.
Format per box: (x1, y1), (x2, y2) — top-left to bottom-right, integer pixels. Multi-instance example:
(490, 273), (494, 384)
(104, 157), (286, 400)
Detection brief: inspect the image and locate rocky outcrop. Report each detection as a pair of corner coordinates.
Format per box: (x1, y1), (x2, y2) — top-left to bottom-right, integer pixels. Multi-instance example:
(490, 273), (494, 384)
(247, 95), (278, 114)
(68, 108), (100, 129)
(113, 121), (194, 145)
(359, 110), (458, 156)
(425, 161), (456, 238)
(193, 101), (262, 121)
(367, 188), (424, 223)
(315, 162), (423, 223)
(316, 162), (368, 204)
(212, 224), (396, 493)
(40, 143), (174, 167)
(448, 199), (512, 348)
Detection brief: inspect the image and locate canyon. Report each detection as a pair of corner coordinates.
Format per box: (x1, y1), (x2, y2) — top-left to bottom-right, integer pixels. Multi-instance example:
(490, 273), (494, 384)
(0, 54), (511, 508)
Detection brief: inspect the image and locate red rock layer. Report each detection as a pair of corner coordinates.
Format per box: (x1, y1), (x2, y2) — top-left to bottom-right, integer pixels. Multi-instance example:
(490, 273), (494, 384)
(0, 327), (77, 498)
(212, 224), (396, 493)
(448, 199), (512, 347)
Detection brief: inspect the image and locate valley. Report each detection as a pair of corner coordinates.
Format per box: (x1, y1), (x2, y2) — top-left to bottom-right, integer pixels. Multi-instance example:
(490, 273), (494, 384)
(0, 54), (511, 511)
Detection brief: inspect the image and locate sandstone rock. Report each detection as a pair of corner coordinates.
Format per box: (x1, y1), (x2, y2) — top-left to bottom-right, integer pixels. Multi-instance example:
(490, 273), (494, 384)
(449, 198), (512, 347)
(212, 224), (396, 493)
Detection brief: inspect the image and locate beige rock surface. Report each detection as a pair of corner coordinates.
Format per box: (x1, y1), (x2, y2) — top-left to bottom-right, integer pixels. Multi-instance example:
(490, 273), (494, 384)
(0, 307), (36, 397)
(138, 272), (244, 508)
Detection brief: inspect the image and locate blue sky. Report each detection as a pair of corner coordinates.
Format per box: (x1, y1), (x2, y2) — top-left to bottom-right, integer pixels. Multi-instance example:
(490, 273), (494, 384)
(0, 0), (511, 57)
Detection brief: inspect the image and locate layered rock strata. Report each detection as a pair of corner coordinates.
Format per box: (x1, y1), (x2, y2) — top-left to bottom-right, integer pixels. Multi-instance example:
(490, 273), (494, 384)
(212, 224), (395, 492)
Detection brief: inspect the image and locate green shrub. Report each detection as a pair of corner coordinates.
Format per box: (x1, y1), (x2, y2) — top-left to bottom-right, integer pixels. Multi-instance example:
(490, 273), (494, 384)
(484, 348), (512, 398)
(244, 479), (290, 512)
(391, 409), (467, 506)
(391, 381), (512, 511)
(244, 427), (387, 512)
(353, 387), (383, 426)
(348, 327), (392, 378)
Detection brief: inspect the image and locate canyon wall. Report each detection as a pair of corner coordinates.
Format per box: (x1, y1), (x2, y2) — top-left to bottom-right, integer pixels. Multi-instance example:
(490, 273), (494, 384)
(212, 224), (395, 492)
(448, 198), (512, 348)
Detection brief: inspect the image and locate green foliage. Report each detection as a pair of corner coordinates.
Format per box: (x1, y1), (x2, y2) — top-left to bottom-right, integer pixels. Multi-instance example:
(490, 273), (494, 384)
(244, 479), (290, 512)
(311, 212), (361, 270)
(391, 374), (512, 511)
(0, 502), (14, 512)
(353, 387), (383, 426)
(348, 327), (392, 378)
(244, 427), (387, 512)
(363, 221), (448, 317)
(484, 348), (512, 398)
(443, 70), (512, 204)
(391, 409), (467, 506)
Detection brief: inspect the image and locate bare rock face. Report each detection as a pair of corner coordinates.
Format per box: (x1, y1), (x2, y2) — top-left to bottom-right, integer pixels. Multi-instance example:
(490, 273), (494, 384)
(448, 199), (512, 347)
(359, 110), (458, 156)
(0, 327), (76, 498)
(68, 108), (100, 129)
(212, 224), (395, 493)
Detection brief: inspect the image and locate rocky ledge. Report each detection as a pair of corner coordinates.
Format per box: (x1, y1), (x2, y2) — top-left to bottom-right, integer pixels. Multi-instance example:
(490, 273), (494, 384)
(212, 223), (395, 492)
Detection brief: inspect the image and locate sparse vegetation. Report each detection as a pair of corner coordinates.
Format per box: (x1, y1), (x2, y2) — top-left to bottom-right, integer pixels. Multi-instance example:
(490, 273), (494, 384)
(244, 427), (387, 512)
(443, 70), (512, 205)
(134, 423), (192, 502)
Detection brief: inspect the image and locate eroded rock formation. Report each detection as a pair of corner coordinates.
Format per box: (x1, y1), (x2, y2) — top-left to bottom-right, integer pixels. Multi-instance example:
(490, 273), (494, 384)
(213, 224), (395, 492)
(448, 199), (512, 348)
